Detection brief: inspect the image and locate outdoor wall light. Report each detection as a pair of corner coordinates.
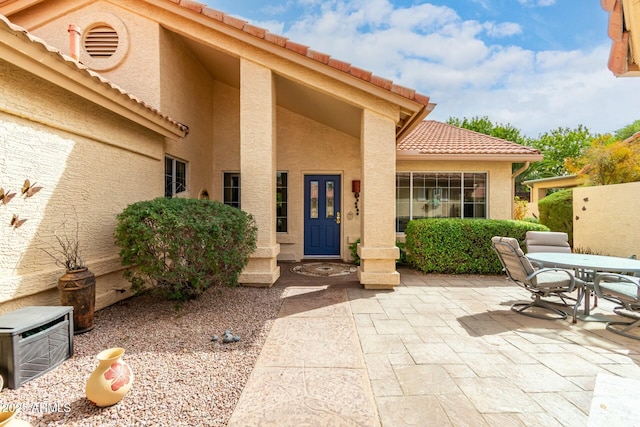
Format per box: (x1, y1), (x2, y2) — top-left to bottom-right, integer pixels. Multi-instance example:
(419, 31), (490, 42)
(352, 180), (361, 216)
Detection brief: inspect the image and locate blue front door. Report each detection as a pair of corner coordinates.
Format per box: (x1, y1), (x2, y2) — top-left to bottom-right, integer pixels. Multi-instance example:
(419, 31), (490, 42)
(304, 175), (341, 256)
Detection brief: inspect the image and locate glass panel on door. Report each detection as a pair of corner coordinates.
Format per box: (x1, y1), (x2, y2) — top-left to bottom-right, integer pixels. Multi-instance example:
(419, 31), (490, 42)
(310, 181), (319, 219)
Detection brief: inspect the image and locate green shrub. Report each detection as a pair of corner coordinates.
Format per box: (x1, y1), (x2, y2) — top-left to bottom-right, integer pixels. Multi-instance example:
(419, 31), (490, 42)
(538, 188), (573, 245)
(521, 217), (540, 224)
(115, 198), (257, 301)
(348, 238), (409, 266)
(349, 239), (360, 265)
(404, 218), (548, 274)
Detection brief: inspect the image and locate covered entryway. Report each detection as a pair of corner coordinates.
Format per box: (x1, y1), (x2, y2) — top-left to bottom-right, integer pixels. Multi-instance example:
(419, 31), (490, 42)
(304, 175), (341, 257)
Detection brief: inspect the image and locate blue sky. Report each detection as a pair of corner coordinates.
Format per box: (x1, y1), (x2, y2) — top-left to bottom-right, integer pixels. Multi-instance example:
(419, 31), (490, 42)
(202, 0), (640, 138)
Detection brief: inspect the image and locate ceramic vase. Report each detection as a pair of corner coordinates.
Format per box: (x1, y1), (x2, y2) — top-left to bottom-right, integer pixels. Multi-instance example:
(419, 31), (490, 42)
(86, 347), (134, 407)
(0, 409), (33, 427)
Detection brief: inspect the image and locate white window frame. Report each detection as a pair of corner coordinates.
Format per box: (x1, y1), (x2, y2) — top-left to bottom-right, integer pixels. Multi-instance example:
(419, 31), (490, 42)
(396, 171), (488, 232)
(165, 156), (187, 198)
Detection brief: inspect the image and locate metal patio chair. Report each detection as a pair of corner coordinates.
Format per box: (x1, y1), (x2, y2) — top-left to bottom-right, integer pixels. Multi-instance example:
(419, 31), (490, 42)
(525, 231), (571, 254)
(593, 273), (640, 340)
(492, 236), (583, 321)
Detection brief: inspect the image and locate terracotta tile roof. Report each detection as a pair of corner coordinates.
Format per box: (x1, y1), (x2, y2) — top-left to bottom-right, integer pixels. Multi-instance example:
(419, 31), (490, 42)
(602, 0), (640, 76)
(0, 14), (189, 136)
(397, 121), (542, 158)
(168, 0), (431, 107)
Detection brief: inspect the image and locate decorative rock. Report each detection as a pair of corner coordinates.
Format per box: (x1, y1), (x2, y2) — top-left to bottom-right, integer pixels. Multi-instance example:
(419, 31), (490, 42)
(211, 335), (219, 342)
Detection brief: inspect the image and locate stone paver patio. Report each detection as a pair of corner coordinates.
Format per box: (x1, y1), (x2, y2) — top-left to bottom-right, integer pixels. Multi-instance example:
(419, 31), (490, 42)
(228, 264), (640, 426)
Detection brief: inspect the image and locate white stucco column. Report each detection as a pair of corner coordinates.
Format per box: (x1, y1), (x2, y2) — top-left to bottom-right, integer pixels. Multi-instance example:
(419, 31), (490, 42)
(237, 58), (280, 287)
(357, 109), (400, 289)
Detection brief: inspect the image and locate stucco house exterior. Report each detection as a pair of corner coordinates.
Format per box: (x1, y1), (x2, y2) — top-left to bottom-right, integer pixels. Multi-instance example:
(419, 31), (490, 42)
(0, 0), (541, 313)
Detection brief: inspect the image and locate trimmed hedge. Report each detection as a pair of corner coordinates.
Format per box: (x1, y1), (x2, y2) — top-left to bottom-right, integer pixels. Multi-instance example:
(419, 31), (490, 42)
(115, 197), (257, 301)
(538, 188), (574, 246)
(404, 218), (549, 275)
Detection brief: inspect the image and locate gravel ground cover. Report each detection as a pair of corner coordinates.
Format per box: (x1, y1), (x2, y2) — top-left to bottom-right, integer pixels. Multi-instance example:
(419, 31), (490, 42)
(1, 285), (284, 426)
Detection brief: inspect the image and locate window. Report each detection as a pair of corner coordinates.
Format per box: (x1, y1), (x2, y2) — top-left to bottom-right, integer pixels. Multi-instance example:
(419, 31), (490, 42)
(223, 173), (241, 208)
(396, 172), (487, 232)
(224, 172), (289, 232)
(276, 172), (288, 232)
(165, 156), (187, 198)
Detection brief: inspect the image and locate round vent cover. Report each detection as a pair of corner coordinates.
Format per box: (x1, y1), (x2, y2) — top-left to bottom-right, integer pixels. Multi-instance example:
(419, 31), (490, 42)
(84, 25), (119, 58)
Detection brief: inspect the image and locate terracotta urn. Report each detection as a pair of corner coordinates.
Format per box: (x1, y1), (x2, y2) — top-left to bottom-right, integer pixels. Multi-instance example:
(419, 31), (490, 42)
(0, 409), (33, 427)
(58, 267), (96, 334)
(86, 347), (134, 407)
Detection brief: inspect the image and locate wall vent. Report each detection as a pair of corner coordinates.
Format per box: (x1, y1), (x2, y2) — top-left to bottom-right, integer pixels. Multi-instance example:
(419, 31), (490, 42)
(84, 25), (119, 58)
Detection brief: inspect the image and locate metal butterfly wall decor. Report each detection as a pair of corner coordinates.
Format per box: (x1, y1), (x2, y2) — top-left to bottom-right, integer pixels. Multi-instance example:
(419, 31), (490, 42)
(10, 214), (27, 228)
(21, 179), (42, 198)
(0, 188), (16, 205)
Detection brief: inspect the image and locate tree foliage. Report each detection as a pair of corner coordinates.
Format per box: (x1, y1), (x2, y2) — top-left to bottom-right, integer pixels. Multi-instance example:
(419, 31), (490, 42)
(566, 135), (640, 185)
(524, 125), (597, 181)
(447, 116), (640, 190)
(446, 116), (527, 145)
(614, 119), (640, 141)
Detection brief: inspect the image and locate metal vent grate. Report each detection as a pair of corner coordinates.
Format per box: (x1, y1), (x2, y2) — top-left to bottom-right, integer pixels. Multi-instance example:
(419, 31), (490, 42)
(84, 25), (119, 58)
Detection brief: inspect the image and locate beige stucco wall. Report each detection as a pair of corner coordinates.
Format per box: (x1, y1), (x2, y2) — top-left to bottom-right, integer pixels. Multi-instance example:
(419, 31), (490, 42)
(212, 81), (362, 262)
(0, 58), (166, 314)
(159, 27), (215, 198)
(396, 160), (514, 221)
(573, 183), (640, 257)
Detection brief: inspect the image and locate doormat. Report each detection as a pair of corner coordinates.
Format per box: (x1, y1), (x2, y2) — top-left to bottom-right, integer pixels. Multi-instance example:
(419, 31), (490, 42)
(291, 262), (357, 277)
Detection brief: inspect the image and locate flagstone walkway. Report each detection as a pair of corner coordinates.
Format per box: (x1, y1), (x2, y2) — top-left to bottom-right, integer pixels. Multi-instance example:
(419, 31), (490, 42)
(228, 265), (640, 426)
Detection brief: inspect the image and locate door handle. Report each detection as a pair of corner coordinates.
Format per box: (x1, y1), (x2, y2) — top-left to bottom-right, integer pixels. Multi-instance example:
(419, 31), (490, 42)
(336, 212), (341, 224)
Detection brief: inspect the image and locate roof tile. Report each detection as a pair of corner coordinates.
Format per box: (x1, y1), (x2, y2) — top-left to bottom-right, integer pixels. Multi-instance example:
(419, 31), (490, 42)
(180, 0), (203, 13)
(307, 49), (330, 64)
(222, 14), (246, 30)
(398, 121), (541, 157)
(370, 75), (393, 90)
(285, 40), (309, 56)
(264, 32), (288, 47)
(328, 58), (351, 72)
(349, 66), (372, 81)
(243, 23), (267, 39)
(391, 84), (415, 99)
(201, 7), (224, 21)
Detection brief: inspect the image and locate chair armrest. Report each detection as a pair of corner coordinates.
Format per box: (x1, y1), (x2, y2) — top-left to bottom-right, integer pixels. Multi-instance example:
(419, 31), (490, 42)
(526, 267), (576, 291)
(593, 273), (640, 299)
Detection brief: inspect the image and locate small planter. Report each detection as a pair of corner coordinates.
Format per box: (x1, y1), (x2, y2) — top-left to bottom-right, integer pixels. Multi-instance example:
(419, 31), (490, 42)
(58, 267), (96, 334)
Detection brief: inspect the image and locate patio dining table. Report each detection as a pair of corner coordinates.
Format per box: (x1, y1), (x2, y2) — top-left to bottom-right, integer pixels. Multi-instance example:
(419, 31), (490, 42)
(525, 252), (640, 317)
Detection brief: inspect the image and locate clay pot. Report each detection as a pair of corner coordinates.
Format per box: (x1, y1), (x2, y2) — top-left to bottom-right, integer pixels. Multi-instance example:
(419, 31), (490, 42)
(58, 267), (96, 334)
(86, 348), (134, 407)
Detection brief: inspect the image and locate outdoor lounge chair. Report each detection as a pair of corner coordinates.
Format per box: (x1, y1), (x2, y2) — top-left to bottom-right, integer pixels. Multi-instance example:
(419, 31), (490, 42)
(525, 231), (571, 254)
(491, 236), (582, 321)
(593, 273), (640, 340)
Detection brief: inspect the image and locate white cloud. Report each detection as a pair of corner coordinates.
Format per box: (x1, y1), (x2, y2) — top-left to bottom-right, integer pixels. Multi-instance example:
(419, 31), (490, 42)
(259, 0), (640, 137)
(484, 22), (522, 37)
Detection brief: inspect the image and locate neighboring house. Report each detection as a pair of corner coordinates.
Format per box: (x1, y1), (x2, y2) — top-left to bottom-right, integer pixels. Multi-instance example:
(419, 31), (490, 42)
(396, 120), (541, 231)
(0, 0), (541, 312)
(603, 0), (640, 76)
(523, 175), (582, 205)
